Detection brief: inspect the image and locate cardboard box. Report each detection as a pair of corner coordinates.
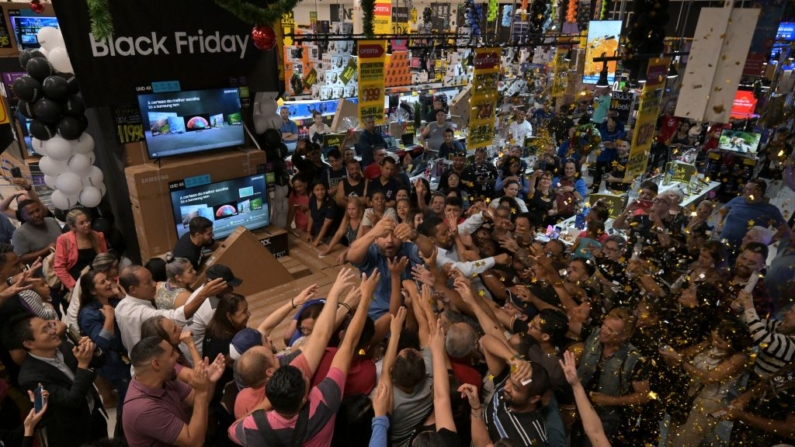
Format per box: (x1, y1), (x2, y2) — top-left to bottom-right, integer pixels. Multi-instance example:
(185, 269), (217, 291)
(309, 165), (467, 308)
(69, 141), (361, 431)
(124, 141), (149, 166)
(125, 148), (266, 261)
(252, 226), (289, 258)
(191, 227), (293, 296)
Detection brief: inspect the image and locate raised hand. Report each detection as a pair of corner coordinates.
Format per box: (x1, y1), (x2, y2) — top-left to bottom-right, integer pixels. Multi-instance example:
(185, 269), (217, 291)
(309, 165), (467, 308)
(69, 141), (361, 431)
(559, 350), (580, 386)
(328, 268), (357, 300)
(411, 264), (436, 287)
(24, 388), (49, 436)
(372, 381), (394, 417)
(343, 286), (362, 308)
(373, 217), (397, 238)
(457, 383), (481, 410)
(510, 357), (533, 385)
(99, 305), (115, 322)
(73, 339), (95, 369)
(207, 354), (226, 383)
(393, 222), (414, 241)
(360, 268), (381, 299)
(202, 278), (228, 298)
(179, 329), (195, 347)
(453, 276), (474, 303)
(190, 357), (211, 392)
(391, 306), (407, 335)
(388, 256), (409, 275)
(295, 283), (320, 307)
(429, 318), (445, 353)
(498, 235), (520, 253)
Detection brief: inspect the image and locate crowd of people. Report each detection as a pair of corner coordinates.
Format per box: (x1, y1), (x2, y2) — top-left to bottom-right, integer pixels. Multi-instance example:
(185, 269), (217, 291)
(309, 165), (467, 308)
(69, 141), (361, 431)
(0, 96), (794, 447)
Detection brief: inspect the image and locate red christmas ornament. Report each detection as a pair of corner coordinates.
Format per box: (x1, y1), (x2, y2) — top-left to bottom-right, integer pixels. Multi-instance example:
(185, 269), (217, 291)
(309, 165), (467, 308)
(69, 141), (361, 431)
(251, 25), (276, 51)
(30, 0), (45, 14)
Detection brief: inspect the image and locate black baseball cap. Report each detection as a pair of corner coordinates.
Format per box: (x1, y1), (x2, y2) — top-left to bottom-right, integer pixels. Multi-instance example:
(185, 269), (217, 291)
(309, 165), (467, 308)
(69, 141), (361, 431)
(206, 264), (243, 287)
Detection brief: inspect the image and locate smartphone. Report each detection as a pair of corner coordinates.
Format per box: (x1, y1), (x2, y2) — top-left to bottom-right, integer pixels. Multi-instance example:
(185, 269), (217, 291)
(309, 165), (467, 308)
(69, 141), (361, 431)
(539, 160), (547, 172)
(10, 167), (22, 178)
(34, 385), (44, 412)
(608, 228), (615, 235)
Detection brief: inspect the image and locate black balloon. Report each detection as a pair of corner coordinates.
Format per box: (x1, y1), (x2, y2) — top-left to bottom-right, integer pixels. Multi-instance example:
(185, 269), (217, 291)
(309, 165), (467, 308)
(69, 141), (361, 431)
(42, 76), (69, 102)
(17, 100), (34, 119)
(56, 73), (80, 96)
(11, 76), (41, 102)
(63, 95), (85, 117)
(18, 50), (33, 69)
(29, 120), (56, 140)
(18, 49), (47, 70)
(57, 116), (82, 140)
(78, 115), (89, 134)
(33, 98), (62, 124)
(26, 58), (53, 82)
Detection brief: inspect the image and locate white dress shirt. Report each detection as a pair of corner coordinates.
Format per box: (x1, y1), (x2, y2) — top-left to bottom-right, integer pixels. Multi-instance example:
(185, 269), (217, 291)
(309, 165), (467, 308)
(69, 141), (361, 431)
(183, 284), (220, 358)
(509, 120), (533, 143)
(115, 295), (188, 354)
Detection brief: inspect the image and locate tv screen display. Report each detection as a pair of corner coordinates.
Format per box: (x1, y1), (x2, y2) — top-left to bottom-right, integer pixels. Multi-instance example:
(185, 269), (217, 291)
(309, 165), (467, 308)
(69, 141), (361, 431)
(9, 16), (59, 50)
(718, 129), (762, 154)
(138, 88), (244, 159)
(170, 174), (269, 240)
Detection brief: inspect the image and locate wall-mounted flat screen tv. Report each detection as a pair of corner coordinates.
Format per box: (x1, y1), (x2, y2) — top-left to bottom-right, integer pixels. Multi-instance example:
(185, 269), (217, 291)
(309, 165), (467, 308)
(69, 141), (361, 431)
(718, 129), (762, 154)
(9, 15), (59, 50)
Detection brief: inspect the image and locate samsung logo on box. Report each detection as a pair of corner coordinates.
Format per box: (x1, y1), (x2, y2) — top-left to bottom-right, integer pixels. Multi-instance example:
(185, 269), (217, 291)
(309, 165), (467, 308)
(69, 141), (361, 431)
(141, 174), (170, 183)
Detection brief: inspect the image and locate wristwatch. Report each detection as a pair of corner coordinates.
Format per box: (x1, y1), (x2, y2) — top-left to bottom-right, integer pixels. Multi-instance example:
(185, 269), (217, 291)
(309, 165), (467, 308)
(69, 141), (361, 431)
(6, 277), (13, 286)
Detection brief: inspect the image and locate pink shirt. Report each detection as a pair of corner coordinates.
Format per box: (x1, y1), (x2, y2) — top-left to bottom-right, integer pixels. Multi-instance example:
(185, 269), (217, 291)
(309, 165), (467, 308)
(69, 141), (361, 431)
(123, 376), (192, 447)
(289, 193), (310, 232)
(229, 364), (346, 447)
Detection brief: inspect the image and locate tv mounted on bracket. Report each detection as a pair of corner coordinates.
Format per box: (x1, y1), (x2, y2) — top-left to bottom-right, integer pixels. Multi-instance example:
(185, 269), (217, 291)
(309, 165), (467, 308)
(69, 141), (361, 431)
(137, 88), (244, 159)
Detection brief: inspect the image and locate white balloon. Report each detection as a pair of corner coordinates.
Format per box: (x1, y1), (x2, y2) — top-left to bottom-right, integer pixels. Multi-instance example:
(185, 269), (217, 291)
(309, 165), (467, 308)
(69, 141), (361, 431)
(67, 153), (91, 177)
(31, 138), (47, 156)
(48, 47), (73, 74)
(37, 27), (64, 51)
(86, 151), (96, 165)
(55, 172), (83, 195)
(50, 189), (78, 211)
(38, 156), (67, 176)
(45, 136), (73, 161)
(78, 186), (102, 207)
(38, 47), (49, 58)
(84, 166), (104, 187)
(71, 134), (94, 154)
(43, 175), (57, 189)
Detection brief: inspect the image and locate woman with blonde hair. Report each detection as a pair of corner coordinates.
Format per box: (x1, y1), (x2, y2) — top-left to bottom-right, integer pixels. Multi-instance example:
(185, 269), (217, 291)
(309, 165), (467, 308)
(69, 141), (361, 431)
(155, 253), (198, 310)
(53, 209), (107, 290)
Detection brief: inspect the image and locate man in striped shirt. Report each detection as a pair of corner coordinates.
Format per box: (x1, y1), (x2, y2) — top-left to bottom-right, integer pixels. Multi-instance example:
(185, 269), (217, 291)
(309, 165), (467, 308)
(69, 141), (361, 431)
(737, 289), (795, 378)
(486, 363), (551, 446)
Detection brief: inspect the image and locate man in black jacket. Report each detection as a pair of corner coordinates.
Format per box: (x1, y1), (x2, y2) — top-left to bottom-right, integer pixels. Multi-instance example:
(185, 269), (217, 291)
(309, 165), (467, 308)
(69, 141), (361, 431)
(9, 314), (107, 447)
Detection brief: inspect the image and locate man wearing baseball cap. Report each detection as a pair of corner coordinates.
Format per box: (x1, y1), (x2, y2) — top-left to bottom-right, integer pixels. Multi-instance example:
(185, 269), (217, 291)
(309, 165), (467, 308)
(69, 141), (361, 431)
(184, 264), (243, 358)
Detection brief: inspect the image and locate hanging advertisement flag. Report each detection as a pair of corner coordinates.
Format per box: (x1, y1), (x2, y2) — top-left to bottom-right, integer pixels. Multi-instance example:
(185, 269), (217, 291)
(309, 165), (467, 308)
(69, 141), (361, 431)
(583, 20), (620, 84)
(374, 0), (393, 35)
(358, 40), (387, 124)
(467, 47), (501, 150)
(624, 57), (669, 181)
(550, 48), (570, 98)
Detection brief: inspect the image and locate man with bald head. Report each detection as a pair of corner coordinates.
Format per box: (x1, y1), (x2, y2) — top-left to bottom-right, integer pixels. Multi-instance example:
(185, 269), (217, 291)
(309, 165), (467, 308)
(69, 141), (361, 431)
(445, 321), (483, 394)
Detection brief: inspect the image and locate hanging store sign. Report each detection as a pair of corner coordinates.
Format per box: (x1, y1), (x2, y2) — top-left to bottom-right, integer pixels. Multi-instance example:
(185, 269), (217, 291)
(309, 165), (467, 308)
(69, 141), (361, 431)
(467, 47), (501, 150)
(550, 48), (569, 98)
(51, 0), (283, 106)
(624, 58), (668, 181)
(374, 0), (393, 35)
(357, 40), (387, 124)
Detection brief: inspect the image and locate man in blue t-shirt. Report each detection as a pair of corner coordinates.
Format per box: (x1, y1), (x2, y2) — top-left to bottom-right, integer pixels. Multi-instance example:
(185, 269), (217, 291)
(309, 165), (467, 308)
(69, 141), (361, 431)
(347, 218), (425, 320)
(719, 178), (789, 250)
(279, 107), (299, 143)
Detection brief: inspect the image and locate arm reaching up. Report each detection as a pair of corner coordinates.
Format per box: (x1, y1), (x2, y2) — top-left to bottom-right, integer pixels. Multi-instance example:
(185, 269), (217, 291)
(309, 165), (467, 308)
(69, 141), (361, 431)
(560, 351), (610, 447)
(331, 269), (380, 374)
(380, 307), (407, 387)
(429, 319), (456, 433)
(257, 284), (318, 336)
(302, 268), (357, 375)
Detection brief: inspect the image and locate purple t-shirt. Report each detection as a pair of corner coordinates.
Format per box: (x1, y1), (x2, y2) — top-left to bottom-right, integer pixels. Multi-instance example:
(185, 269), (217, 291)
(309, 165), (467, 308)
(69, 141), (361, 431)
(123, 376), (192, 447)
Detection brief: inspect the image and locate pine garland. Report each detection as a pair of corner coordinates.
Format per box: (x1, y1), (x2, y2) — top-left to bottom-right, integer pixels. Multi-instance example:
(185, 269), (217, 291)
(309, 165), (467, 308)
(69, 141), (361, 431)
(86, 0), (113, 40)
(84, 0), (302, 41)
(362, 0), (376, 38)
